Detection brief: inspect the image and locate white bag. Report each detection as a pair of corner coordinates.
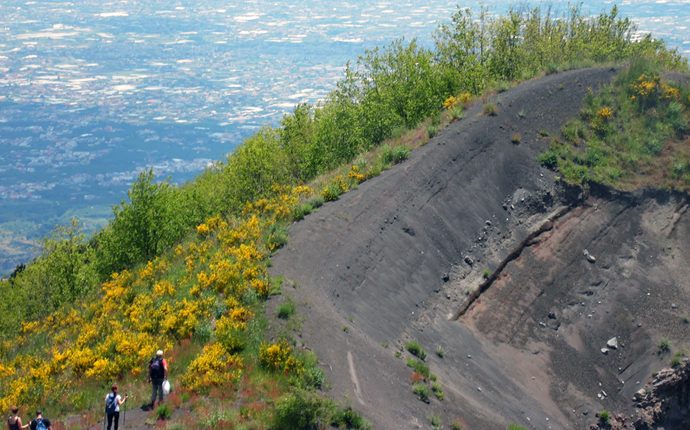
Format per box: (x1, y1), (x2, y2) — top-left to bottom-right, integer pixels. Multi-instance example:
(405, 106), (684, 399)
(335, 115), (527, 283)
(162, 379), (171, 395)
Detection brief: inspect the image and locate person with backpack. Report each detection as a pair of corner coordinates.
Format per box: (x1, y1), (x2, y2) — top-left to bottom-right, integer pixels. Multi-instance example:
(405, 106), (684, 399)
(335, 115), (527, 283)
(104, 384), (127, 430)
(148, 350), (168, 409)
(28, 411), (50, 430)
(7, 406), (29, 430)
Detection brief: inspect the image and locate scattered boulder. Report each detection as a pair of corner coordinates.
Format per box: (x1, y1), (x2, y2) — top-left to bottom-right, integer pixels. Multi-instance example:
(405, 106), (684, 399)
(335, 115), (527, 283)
(583, 249), (597, 263)
(607, 337), (619, 350)
(601, 348), (609, 355)
(464, 255), (474, 266)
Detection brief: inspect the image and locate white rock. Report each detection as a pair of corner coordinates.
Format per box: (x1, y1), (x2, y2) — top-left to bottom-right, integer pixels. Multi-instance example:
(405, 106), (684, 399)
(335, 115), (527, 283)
(607, 337), (619, 349)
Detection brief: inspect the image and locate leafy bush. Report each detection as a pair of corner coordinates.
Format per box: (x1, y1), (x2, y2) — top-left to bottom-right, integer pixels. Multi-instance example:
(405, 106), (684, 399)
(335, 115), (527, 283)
(483, 103), (498, 116)
(435, 345), (445, 358)
(658, 339), (671, 354)
(538, 150), (560, 169)
(380, 145), (411, 166)
(156, 404), (172, 420)
(322, 182), (344, 202)
(307, 196), (325, 209)
(406, 358), (430, 379)
(405, 340), (427, 360)
(293, 202), (314, 221)
(451, 421), (464, 430)
(331, 407), (371, 430)
(273, 391), (332, 430)
(598, 410), (611, 424)
(267, 224), (289, 250)
(671, 355), (683, 367)
(277, 300), (296, 319)
(412, 383), (430, 403)
(431, 381), (445, 400)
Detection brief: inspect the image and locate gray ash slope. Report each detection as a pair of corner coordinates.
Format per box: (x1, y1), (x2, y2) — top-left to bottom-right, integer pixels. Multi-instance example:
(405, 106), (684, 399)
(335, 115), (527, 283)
(270, 68), (690, 429)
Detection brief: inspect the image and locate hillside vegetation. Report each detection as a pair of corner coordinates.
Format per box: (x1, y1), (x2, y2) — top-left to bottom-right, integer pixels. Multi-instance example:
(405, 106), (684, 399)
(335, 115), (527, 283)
(0, 6), (686, 428)
(540, 57), (690, 190)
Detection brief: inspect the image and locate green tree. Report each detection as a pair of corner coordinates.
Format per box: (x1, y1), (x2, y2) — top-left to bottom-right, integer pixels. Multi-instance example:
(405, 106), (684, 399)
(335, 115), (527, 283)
(1, 219), (98, 334)
(96, 170), (188, 276)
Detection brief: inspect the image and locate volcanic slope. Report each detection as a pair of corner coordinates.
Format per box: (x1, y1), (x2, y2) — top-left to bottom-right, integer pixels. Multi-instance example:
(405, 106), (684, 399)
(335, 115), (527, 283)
(270, 68), (690, 429)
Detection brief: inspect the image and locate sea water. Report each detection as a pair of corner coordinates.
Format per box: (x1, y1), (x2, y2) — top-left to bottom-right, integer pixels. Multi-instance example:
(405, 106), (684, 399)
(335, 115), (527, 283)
(0, 0), (688, 273)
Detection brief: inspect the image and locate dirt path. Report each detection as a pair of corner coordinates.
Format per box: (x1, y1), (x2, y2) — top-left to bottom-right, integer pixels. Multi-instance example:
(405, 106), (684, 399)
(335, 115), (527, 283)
(270, 68), (690, 429)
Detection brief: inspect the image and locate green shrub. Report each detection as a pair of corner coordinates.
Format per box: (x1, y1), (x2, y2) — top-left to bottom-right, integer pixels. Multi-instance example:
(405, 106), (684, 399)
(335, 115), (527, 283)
(406, 358), (430, 379)
(307, 196), (324, 209)
(431, 382), (445, 400)
(293, 202), (314, 221)
(451, 421), (464, 430)
(322, 182), (343, 202)
(267, 224), (289, 250)
(511, 132), (521, 144)
(427, 124), (440, 138)
(429, 414), (442, 429)
(412, 383), (430, 403)
(331, 407), (371, 430)
(272, 391), (332, 430)
(435, 345), (445, 358)
(405, 340), (427, 360)
(598, 410), (610, 424)
(507, 425), (527, 430)
(298, 352), (326, 389)
(156, 404), (172, 420)
(380, 145), (411, 166)
(671, 356), (682, 367)
(483, 103), (497, 116)
(193, 320), (213, 344)
(658, 339), (671, 354)
(449, 105), (464, 120)
(277, 300), (296, 319)
(562, 120), (586, 143)
(538, 150), (560, 169)
(672, 160), (689, 179)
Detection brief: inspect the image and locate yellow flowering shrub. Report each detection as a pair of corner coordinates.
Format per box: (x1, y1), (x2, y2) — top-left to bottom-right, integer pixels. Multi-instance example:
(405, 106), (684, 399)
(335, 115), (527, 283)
(443, 95), (458, 109)
(153, 280), (175, 297)
(196, 223), (211, 236)
(259, 340), (302, 375)
(631, 73), (658, 97)
(458, 92), (472, 104)
(348, 165), (366, 183)
(597, 106), (613, 120)
(0, 363), (14, 378)
(661, 82), (680, 100)
(182, 343), (243, 392)
(0, 185), (310, 412)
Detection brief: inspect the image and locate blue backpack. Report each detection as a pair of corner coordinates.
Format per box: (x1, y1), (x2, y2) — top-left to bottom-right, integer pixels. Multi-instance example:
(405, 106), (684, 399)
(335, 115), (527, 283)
(105, 393), (117, 414)
(35, 419), (47, 430)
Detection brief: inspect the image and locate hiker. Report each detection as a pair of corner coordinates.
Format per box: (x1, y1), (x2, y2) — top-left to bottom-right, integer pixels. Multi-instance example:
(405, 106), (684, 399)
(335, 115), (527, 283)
(105, 384), (128, 430)
(7, 406), (29, 430)
(148, 350), (168, 408)
(28, 411), (50, 430)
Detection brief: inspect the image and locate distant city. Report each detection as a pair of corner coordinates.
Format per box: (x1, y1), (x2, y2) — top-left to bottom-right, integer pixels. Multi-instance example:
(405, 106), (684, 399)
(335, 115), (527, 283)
(1, 0), (688, 273)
